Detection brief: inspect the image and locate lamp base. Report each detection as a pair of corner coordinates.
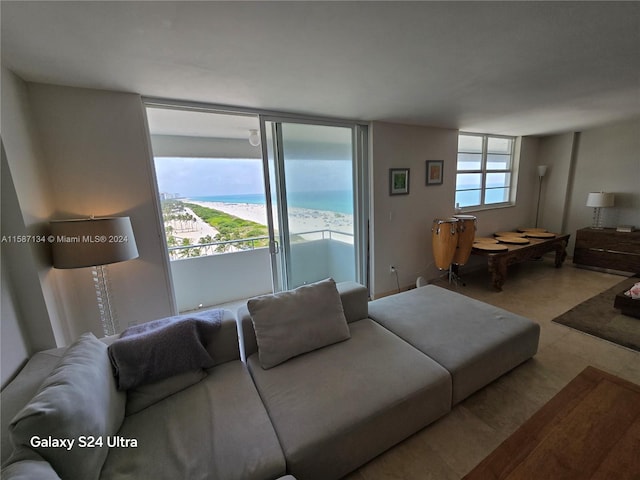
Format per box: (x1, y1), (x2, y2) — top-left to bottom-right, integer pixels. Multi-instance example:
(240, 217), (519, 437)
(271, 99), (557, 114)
(92, 265), (119, 336)
(591, 207), (607, 229)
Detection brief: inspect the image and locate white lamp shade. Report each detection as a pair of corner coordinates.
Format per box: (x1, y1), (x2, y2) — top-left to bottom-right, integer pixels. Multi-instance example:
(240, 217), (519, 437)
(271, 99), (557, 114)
(586, 192), (615, 208)
(50, 217), (139, 269)
(537, 165), (548, 177)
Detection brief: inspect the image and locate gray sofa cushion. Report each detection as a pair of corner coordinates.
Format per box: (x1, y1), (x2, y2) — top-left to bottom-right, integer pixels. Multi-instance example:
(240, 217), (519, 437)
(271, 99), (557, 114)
(247, 318), (451, 480)
(248, 278), (350, 369)
(335, 281), (369, 323)
(1, 456), (61, 479)
(205, 309), (242, 365)
(101, 361), (286, 480)
(9, 333), (125, 480)
(368, 285), (540, 405)
(1, 350), (65, 466)
(125, 369), (207, 416)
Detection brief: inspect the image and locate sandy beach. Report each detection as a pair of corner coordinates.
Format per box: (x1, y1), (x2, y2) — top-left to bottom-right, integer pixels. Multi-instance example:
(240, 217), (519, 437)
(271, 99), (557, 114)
(165, 206), (219, 244)
(188, 200), (354, 237)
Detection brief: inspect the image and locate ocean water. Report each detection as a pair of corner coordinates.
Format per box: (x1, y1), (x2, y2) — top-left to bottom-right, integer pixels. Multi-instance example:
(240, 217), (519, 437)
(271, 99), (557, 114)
(192, 190), (353, 214)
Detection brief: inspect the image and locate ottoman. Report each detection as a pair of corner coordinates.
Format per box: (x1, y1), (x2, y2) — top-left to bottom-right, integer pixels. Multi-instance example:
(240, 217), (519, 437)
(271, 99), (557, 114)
(368, 285), (540, 405)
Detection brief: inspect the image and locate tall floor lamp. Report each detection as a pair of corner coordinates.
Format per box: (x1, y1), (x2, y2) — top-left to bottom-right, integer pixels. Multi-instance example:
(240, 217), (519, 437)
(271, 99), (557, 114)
(535, 165), (548, 228)
(50, 217), (138, 336)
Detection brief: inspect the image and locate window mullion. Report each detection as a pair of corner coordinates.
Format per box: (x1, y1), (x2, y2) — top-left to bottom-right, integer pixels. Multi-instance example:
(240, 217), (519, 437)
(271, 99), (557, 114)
(481, 135), (488, 206)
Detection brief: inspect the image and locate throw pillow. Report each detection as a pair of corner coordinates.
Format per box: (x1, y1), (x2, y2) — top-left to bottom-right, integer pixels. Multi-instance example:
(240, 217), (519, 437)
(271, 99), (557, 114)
(248, 278), (350, 369)
(9, 333), (126, 480)
(125, 369), (207, 416)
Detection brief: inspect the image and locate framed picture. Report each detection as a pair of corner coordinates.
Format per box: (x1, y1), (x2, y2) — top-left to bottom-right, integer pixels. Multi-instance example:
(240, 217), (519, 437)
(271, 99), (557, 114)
(389, 168), (410, 195)
(426, 160), (443, 185)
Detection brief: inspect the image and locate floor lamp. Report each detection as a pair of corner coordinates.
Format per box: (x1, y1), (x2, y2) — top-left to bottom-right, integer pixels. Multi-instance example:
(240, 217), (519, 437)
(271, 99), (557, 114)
(535, 165), (548, 228)
(50, 217), (139, 336)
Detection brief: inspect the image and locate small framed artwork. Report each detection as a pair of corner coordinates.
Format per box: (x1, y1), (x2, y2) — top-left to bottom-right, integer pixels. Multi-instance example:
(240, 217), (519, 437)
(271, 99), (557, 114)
(389, 168), (410, 195)
(426, 160), (444, 186)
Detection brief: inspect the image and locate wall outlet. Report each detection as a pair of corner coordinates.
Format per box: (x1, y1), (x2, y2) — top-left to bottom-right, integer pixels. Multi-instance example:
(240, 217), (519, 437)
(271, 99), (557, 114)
(390, 265), (396, 273)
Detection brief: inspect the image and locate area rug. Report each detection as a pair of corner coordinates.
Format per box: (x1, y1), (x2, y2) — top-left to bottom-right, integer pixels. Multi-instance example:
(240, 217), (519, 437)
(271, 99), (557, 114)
(552, 275), (640, 352)
(463, 366), (640, 479)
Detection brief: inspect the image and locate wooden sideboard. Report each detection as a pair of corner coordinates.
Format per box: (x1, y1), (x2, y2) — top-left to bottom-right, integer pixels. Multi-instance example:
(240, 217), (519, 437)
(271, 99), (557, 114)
(573, 227), (640, 273)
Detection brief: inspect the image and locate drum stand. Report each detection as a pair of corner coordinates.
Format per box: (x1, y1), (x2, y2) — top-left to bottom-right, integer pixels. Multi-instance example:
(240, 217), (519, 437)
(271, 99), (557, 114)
(448, 264), (466, 286)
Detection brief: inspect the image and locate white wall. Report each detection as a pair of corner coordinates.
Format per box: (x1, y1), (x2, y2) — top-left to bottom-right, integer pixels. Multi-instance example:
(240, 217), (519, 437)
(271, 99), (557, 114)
(565, 118), (640, 250)
(370, 122), (458, 296)
(535, 118), (640, 253)
(25, 83), (175, 337)
(532, 133), (575, 234)
(1, 257), (29, 388)
(1, 68), (60, 354)
(369, 122), (540, 297)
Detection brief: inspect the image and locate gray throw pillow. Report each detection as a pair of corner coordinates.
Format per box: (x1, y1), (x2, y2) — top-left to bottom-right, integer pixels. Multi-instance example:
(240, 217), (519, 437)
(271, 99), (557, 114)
(248, 278), (350, 369)
(9, 333), (125, 480)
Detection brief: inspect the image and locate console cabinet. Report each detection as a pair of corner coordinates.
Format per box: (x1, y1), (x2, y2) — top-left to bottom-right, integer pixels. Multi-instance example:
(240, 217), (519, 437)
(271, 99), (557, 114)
(573, 227), (640, 273)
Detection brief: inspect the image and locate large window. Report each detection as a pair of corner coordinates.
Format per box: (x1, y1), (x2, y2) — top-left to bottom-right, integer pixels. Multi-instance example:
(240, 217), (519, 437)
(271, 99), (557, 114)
(455, 133), (515, 209)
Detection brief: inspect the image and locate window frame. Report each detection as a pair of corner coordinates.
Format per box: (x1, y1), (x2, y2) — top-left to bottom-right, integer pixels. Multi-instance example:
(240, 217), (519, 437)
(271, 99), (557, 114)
(455, 132), (516, 211)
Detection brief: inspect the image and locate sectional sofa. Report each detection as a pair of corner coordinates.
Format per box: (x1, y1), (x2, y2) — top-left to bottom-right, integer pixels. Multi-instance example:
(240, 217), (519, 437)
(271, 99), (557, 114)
(1, 279), (540, 479)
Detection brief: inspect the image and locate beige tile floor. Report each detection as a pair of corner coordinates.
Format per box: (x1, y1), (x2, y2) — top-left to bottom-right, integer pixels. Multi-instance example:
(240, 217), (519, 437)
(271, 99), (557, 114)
(346, 258), (640, 480)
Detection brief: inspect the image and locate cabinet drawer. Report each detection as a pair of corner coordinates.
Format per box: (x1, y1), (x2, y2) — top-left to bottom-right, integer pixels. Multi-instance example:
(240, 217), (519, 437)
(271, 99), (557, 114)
(574, 247), (640, 273)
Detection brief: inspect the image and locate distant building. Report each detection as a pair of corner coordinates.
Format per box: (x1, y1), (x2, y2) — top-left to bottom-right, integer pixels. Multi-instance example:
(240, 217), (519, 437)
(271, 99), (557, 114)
(160, 192), (181, 200)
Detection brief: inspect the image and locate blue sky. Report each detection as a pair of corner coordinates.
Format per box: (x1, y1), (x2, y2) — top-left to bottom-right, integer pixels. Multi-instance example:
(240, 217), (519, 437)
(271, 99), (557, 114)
(154, 158), (265, 197)
(154, 157), (352, 197)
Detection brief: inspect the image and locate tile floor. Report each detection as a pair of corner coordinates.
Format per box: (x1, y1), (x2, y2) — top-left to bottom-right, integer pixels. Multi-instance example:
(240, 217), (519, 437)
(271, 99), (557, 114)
(345, 258), (640, 479)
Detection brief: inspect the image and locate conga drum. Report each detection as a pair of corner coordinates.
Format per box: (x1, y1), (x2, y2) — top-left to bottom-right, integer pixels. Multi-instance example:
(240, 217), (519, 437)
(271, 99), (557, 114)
(432, 218), (459, 271)
(452, 214), (477, 266)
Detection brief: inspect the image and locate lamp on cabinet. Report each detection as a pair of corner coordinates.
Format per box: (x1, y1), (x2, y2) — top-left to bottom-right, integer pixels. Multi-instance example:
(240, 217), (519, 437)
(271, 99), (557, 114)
(585, 192), (615, 229)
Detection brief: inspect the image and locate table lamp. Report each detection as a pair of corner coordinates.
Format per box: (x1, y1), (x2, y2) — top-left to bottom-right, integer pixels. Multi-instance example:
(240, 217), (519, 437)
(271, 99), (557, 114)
(585, 192), (614, 229)
(50, 216), (138, 336)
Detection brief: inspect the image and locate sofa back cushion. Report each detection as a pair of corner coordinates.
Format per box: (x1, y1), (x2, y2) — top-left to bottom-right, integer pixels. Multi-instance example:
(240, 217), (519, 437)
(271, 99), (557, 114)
(239, 281), (368, 361)
(9, 333), (125, 480)
(248, 278), (351, 369)
(1, 350), (65, 466)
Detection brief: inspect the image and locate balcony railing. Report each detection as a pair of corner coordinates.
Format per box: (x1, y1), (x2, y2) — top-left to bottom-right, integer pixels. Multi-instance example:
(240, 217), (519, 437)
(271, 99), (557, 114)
(167, 229), (353, 259)
(168, 229), (356, 311)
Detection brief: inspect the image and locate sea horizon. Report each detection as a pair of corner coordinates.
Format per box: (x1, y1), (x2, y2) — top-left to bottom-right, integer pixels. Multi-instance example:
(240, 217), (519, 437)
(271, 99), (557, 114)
(188, 190), (353, 215)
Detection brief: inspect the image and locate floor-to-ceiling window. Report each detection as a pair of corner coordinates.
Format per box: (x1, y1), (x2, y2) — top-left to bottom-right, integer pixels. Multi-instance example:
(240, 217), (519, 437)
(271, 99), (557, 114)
(146, 102), (368, 309)
(264, 120), (360, 290)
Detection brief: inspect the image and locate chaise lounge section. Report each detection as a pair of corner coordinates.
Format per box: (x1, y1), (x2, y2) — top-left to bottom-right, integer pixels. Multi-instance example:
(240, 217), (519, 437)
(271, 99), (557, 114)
(238, 280), (540, 479)
(367, 285), (541, 405)
(238, 282), (451, 480)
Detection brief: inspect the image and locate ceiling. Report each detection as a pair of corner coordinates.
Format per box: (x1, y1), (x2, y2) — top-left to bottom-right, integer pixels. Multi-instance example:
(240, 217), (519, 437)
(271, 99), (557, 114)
(2, 1), (639, 137)
(146, 107), (260, 139)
